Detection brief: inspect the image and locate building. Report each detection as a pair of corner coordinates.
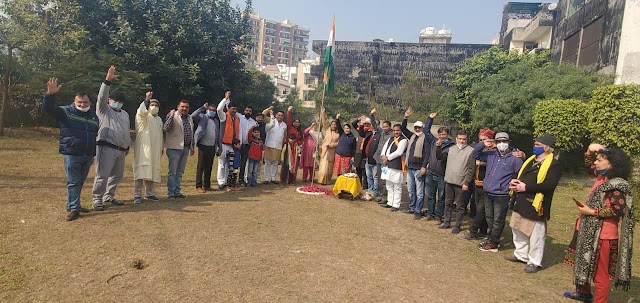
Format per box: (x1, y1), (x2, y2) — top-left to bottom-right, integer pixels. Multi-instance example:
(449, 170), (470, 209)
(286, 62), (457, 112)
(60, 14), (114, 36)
(499, 2), (556, 53)
(311, 39), (493, 107)
(551, 0), (640, 84)
(419, 27), (453, 44)
(259, 58), (320, 106)
(247, 12), (310, 67)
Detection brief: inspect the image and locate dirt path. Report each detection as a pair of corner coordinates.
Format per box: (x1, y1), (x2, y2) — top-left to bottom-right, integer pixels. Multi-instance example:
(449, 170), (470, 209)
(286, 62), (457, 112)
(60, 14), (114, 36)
(1, 128), (638, 302)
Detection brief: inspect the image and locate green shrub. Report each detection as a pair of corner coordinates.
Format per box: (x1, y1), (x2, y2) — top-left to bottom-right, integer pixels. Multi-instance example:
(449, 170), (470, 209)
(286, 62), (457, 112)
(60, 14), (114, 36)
(588, 84), (640, 155)
(533, 99), (589, 151)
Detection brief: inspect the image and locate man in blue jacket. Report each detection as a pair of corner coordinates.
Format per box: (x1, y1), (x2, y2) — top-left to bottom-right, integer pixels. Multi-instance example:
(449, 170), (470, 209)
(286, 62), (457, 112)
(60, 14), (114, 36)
(401, 107), (432, 219)
(42, 78), (99, 221)
(191, 102), (222, 193)
(474, 132), (524, 252)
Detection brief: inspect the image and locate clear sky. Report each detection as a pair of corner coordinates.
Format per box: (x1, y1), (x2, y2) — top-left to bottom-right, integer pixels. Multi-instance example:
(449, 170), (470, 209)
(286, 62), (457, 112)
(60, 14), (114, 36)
(231, 0), (557, 56)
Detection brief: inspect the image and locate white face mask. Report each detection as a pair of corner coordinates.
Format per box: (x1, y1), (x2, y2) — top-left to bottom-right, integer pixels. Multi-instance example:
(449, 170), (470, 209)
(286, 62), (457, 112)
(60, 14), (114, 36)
(76, 105), (90, 112)
(414, 131), (423, 136)
(497, 142), (509, 153)
(149, 106), (159, 116)
(109, 101), (123, 110)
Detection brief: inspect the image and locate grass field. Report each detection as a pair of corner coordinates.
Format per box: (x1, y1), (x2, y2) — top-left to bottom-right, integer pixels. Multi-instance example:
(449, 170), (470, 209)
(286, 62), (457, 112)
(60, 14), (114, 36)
(0, 127), (638, 302)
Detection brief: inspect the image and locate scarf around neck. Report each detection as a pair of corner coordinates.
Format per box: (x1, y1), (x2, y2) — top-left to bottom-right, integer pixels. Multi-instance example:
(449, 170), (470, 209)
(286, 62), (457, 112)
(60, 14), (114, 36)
(406, 132), (425, 164)
(574, 178), (635, 291)
(513, 154), (553, 215)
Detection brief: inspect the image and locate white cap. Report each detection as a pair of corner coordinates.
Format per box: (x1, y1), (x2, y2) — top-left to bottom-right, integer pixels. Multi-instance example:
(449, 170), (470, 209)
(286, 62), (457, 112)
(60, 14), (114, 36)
(414, 121), (424, 128)
(364, 118), (372, 124)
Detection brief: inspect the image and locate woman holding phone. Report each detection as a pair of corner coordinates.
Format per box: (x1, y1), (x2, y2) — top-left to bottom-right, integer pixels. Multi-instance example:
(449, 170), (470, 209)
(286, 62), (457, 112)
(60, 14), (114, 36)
(563, 144), (634, 303)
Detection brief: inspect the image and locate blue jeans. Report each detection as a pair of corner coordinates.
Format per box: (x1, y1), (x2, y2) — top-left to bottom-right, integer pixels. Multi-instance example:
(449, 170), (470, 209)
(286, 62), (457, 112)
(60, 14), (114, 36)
(64, 155), (93, 211)
(247, 159), (260, 186)
(425, 171), (445, 218)
(167, 147), (190, 197)
(485, 194), (510, 244)
(365, 163), (379, 195)
(407, 169), (426, 213)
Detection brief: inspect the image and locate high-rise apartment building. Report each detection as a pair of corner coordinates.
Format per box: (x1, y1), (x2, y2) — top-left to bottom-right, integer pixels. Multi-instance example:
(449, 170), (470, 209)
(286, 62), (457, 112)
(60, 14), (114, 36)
(247, 12), (310, 66)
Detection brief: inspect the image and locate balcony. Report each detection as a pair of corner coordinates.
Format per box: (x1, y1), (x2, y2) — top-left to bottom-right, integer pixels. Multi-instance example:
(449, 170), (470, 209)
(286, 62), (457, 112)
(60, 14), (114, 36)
(521, 12), (554, 42)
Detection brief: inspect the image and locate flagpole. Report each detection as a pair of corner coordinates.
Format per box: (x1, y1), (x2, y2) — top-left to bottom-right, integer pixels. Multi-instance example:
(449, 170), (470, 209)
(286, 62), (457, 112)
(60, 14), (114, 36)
(311, 81), (326, 187)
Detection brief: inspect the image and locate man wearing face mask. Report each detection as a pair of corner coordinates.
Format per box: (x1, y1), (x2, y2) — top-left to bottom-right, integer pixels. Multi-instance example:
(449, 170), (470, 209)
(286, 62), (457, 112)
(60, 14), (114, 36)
(133, 91), (163, 203)
(507, 134), (562, 273)
(436, 130), (475, 234)
(42, 78), (99, 221)
(92, 66), (131, 211)
(472, 132), (523, 253)
(191, 101), (222, 193)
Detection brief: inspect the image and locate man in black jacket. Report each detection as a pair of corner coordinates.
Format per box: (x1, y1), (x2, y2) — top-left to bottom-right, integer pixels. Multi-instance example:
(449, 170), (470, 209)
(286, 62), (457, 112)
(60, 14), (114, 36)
(42, 78), (99, 221)
(424, 112), (455, 221)
(364, 109), (382, 197)
(401, 108), (432, 219)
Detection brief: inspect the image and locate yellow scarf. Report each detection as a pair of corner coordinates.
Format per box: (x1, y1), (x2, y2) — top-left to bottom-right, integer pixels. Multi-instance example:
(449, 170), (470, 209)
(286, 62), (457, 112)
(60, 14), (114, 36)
(514, 154), (553, 215)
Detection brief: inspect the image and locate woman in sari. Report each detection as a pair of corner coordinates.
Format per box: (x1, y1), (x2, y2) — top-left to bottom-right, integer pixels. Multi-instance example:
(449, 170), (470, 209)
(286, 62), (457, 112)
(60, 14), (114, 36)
(300, 121), (322, 182)
(316, 108), (340, 185)
(563, 144), (634, 303)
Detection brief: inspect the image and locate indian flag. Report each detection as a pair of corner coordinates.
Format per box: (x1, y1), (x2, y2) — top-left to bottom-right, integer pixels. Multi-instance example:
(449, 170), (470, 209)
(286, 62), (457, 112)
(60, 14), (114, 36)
(323, 16), (335, 95)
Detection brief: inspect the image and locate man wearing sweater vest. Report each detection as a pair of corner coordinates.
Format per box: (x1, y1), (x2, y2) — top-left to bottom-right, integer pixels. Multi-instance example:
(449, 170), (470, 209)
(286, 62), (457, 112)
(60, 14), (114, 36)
(400, 107), (432, 220)
(436, 130), (475, 234)
(380, 124), (408, 211)
(42, 78), (99, 221)
(163, 100), (195, 199)
(92, 66), (131, 211)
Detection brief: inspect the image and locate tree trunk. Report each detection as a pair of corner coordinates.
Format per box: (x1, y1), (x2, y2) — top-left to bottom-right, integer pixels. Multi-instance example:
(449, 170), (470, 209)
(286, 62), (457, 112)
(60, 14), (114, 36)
(0, 45), (13, 136)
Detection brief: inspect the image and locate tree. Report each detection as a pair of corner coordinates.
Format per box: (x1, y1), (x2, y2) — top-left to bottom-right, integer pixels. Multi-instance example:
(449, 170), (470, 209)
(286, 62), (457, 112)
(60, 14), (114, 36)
(312, 82), (362, 122)
(533, 99), (590, 151)
(588, 84), (640, 155)
(447, 47), (548, 129)
(0, 0), (85, 135)
(469, 62), (611, 137)
(232, 67), (275, 112)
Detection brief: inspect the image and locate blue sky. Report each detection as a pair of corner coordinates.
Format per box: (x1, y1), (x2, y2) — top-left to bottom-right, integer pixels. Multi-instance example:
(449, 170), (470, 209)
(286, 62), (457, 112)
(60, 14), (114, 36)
(231, 0), (557, 55)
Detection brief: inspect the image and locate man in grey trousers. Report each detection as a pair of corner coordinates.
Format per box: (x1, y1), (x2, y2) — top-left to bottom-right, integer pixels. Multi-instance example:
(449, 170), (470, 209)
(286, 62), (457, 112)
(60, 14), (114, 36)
(92, 66), (131, 211)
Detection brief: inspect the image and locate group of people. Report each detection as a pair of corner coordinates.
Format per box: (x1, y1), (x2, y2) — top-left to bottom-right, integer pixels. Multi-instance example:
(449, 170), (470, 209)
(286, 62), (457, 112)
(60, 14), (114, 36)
(43, 67), (633, 302)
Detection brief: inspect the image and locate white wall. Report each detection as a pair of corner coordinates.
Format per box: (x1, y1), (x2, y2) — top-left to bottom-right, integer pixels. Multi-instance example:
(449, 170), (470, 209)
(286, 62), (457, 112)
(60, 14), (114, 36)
(616, 0), (640, 84)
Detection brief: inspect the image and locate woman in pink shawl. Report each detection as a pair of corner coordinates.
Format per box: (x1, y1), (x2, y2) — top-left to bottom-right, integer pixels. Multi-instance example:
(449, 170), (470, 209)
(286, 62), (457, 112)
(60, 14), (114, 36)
(300, 121), (322, 182)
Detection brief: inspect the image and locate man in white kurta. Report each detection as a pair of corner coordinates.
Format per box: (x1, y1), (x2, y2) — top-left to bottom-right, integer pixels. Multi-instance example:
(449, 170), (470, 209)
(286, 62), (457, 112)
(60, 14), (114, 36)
(380, 124), (408, 211)
(133, 93), (163, 203)
(263, 110), (287, 183)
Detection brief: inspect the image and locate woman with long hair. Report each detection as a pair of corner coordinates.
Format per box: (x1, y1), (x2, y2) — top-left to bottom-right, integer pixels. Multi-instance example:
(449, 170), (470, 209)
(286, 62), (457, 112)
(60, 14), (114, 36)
(316, 108), (340, 185)
(564, 144), (635, 303)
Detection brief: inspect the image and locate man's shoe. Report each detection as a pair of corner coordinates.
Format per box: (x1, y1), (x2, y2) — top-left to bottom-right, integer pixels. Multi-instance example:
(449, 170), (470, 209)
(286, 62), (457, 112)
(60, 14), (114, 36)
(458, 230), (477, 240)
(93, 204), (105, 211)
(175, 194), (187, 198)
(219, 185), (226, 190)
(262, 181), (270, 185)
(168, 196), (176, 200)
(197, 187), (206, 193)
(145, 195), (160, 201)
(374, 197), (382, 202)
(239, 180), (247, 186)
(381, 204), (392, 208)
(451, 227), (461, 234)
(377, 200), (387, 205)
(108, 199), (124, 206)
(563, 292), (593, 302)
(272, 181), (280, 184)
(413, 213), (423, 220)
(479, 241), (499, 253)
(133, 197), (142, 204)
(424, 215), (435, 221)
(504, 255), (527, 264)
(65, 210), (80, 221)
(403, 209), (414, 214)
(204, 187), (213, 191)
(438, 222), (451, 229)
(524, 264), (541, 274)
(390, 207), (399, 212)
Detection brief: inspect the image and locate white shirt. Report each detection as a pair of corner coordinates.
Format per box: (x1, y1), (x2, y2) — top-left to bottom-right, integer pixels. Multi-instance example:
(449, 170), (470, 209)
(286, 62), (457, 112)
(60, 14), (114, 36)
(265, 115), (287, 149)
(381, 137), (408, 161)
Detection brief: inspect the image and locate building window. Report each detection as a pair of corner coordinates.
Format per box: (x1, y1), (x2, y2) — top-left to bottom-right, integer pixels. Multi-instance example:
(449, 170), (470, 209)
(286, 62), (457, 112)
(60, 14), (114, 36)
(578, 17), (603, 66)
(567, 0), (590, 17)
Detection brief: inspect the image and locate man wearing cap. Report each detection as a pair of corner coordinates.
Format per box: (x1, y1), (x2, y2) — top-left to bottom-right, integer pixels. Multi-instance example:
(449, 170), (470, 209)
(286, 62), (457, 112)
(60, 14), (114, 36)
(353, 112), (375, 189)
(92, 66), (131, 211)
(401, 108), (432, 219)
(436, 129), (475, 233)
(507, 134), (562, 273)
(133, 91), (163, 204)
(473, 132), (524, 253)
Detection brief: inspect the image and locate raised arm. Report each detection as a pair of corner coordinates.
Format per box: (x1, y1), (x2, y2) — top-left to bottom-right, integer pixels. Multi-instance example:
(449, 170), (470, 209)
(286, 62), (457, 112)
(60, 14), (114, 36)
(136, 101), (148, 130)
(400, 107), (413, 138)
(425, 112), (436, 142)
(41, 78), (66, 121)
(336, 114), (344, 136)
(286, 106), (294, 127)
(370, 108), (380, 132)
(191, 102), (207, 125)
(163, 110), (176, 132)
(216, 97), (228, 122)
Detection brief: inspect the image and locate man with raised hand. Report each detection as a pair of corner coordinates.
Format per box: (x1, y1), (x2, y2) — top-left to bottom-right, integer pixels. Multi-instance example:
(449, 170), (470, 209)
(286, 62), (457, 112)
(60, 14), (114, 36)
(92, 66), (131, 211)
(164, 100), (195, 199)
(400, 107), (432, 220)
(42, 78), (99, 221)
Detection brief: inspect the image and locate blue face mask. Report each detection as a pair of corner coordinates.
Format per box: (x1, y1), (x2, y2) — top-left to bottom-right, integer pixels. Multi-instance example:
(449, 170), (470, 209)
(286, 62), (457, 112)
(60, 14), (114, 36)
(532, 146), (545, 156)
(596, 167), (610, 176)
(207, 110), (215, 118)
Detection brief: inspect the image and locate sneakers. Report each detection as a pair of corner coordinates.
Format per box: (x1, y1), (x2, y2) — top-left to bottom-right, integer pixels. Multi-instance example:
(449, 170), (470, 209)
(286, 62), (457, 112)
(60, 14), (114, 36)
(504, 255), (526, 264)
(524, 264), (541, 274)
(107, 199), (124, 206)
(145, 195), (160, 201)
(479, 241), (499, 252)
(451, 227), (461, 234)
(133, 197), (142, 204)
(438, 222), (451, 229)
(563, 292), (593, 302)
(65, 210), (80, 221)
(93, 204), (105, 211)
